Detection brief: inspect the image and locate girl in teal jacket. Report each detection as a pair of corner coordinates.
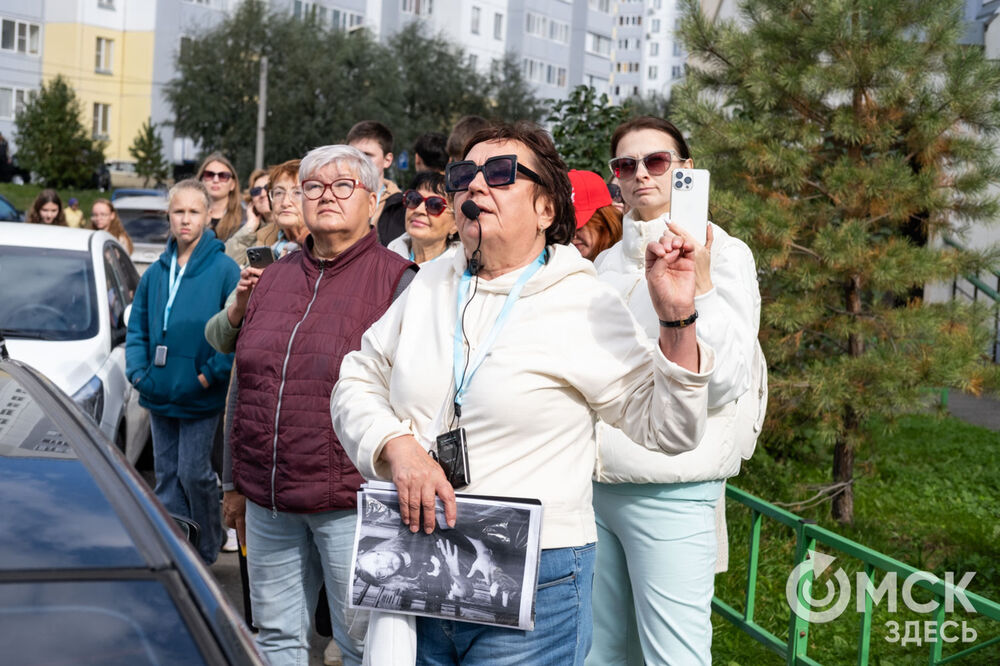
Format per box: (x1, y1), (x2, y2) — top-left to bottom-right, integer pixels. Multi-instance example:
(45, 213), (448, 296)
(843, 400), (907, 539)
(126, 179), (239, 563)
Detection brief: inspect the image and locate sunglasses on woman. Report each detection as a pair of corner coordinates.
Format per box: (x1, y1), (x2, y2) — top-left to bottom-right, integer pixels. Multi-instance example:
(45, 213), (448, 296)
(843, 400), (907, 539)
(608, 151), (681, 180)
(201, 169), (233, 182)
(445, 154), (543, 192)
(403, 190), (450, 216)
(250, 185), (268, 197)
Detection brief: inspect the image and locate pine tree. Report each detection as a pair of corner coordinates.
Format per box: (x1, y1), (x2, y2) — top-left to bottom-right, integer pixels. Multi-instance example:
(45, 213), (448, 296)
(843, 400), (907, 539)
(14, 75), (105, 188)
(128, 119), (169, 187)
(547, 85), (634, 172)
(674, 0), (1000, 523)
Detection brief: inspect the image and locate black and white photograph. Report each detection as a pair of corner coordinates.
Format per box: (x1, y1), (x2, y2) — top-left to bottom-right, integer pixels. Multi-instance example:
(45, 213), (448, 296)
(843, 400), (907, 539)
(348, 484), (543, 630)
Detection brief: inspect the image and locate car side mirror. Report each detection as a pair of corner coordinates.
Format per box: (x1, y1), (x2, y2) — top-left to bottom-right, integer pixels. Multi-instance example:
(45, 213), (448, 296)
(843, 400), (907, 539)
(171, 514), (201, 550)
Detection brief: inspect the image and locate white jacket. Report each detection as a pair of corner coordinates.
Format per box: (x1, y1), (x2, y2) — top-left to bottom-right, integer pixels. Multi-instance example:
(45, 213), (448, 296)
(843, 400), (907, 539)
(594, 212), (760, 484)
(332, 244), (715, 550)
(386, 233), (461, 264)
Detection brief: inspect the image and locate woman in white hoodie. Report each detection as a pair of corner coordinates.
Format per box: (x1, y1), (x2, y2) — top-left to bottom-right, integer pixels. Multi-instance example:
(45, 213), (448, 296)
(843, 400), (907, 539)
(332, 122), (715, 665)
(588, 116), (762, 665)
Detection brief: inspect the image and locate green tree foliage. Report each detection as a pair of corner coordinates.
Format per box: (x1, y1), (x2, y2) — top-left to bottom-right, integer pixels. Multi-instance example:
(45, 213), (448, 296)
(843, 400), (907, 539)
(14, 75), (105, 188)
(128, 119), (170, 187)
(673, 0), (1000, 523)
(166, 0), (546, 178)
(547, 86), (633, 173)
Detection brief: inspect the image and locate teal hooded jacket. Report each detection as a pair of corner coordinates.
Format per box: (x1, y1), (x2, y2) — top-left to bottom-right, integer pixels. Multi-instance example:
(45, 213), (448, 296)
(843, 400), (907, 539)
(125, 230), (240, 418)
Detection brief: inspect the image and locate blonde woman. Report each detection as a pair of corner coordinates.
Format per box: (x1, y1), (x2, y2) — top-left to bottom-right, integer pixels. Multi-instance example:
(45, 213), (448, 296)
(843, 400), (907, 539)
(197, 152), (244, 241)
(89, 198), (134, 254)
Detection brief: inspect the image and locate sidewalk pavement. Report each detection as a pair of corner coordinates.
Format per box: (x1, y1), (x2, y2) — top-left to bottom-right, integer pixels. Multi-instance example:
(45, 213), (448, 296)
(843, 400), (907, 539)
(946, 391), (1000, 432)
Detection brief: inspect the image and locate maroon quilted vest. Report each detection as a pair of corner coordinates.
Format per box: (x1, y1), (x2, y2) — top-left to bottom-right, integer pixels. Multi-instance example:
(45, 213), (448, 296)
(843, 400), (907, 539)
(231, 231), (412, 513)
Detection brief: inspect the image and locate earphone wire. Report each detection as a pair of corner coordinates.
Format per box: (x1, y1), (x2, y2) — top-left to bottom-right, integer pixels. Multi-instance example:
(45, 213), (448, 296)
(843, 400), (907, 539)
(450, 218), (483, 430)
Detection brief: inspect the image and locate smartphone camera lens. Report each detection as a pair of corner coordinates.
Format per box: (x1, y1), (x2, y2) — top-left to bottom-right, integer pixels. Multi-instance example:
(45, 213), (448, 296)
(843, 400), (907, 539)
(684, 176), (692, 184)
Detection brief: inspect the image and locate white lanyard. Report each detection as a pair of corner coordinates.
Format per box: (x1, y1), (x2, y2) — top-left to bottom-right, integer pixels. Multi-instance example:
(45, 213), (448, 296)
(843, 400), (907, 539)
(451, 249), (546, 416)
(162, 252), (186, 333)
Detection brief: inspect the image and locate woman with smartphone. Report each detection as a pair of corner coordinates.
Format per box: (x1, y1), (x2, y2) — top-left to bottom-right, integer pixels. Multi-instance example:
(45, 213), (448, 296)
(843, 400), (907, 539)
(587, 117), (762, 666)
(124, 179), (240, 565)
(225, 168), (279, 266)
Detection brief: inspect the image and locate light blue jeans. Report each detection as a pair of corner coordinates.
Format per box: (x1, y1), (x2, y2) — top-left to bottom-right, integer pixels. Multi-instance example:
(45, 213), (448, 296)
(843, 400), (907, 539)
(246, 500), (364, 666)
(150, 412), (222, 564)
(588, 481), (722, 666)
(416, 543), (597, 665)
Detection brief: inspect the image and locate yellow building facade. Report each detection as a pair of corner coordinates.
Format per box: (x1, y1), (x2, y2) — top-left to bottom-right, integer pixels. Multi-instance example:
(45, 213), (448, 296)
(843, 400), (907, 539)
(41, 19), (154, 162)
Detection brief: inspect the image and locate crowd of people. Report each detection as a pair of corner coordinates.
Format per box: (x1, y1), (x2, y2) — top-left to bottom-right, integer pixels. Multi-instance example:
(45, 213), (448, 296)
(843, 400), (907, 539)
(19, 113), (761, 666)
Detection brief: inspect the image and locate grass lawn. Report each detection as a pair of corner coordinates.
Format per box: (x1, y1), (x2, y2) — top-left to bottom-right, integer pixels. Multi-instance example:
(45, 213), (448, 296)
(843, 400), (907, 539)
(0, 183), (109, 218)
(713, 412), (1000, 665)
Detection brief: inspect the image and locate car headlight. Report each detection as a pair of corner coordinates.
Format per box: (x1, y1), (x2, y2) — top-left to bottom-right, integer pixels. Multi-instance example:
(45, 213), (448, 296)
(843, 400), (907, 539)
(72, 376), (104, 425)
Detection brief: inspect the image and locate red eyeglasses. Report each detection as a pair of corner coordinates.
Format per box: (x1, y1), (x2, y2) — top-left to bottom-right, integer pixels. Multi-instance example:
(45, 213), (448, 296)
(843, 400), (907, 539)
(403, 190), (450, 216)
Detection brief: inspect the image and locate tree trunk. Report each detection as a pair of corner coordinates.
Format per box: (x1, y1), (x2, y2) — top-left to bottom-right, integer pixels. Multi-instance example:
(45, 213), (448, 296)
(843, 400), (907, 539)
(831, 424), (855, 524)
(833, 275), (864, 524)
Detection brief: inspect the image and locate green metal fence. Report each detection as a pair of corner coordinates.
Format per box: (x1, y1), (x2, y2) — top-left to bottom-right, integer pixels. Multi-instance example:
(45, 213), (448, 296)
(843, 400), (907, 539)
(942, 236), (1000, 363)
(713, 484), (1000, 665)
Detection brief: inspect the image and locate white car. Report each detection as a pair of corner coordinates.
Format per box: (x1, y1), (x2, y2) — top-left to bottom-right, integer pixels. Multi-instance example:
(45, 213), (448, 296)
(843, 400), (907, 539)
(116, 194), (169, 273)
(0, 223), (150, 464)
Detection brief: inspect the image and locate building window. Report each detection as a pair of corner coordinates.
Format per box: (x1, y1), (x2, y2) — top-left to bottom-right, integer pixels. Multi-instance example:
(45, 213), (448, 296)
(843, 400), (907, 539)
(402, 0), (433, 15)
(93, 103), (110, 139)
(98, 0), (115, 8)
(648, 65), (658, 80)
(95, 37), (113, 73)
(471, 6), (480, 34)
(649, 42), (659, 56)
(673, 41), (683, 56)
(586, 32), (611, 57)
(651, 18), (660, 33)
(469, 53), (477, 69)
(589, 0), (611, 13)
(1, 18), (40, 55)
(671, 65), (684, 79)
(493, 12), (503, 40)
(0, 87), (30, 119)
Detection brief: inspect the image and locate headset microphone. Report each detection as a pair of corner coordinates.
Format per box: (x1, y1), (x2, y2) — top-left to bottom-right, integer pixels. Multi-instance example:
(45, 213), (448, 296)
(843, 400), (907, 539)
(461, 200), (483, 275)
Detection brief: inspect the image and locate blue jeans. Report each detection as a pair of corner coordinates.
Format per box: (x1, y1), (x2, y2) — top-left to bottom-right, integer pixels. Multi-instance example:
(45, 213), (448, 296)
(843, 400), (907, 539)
(245, 500), (364, 666)
(416, 543), (596, 665)
(150, 412), (222, 564)
(588, 481), (721, 666)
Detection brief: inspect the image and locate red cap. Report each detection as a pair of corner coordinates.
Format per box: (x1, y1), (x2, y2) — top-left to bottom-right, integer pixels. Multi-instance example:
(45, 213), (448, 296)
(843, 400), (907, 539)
(569, 169), (613, 229)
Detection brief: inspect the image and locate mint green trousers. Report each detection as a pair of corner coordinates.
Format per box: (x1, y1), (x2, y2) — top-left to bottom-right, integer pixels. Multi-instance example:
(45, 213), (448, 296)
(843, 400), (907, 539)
(587, 480), (722, 666)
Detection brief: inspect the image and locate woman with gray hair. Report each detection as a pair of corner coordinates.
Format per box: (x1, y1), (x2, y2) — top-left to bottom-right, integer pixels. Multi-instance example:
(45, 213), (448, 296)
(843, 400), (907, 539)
(225, 145), (416, 665)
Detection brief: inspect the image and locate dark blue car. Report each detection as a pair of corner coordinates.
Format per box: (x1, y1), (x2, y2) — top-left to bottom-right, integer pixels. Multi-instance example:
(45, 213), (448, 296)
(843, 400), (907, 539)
(0, 342), (263, 665)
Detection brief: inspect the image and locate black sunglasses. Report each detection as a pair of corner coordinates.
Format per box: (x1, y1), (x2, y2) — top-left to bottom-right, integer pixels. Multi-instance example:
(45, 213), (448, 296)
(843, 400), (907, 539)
(608, 151), (681, 180)
(606, 183), (622, 203)
(250, 185), (268, 197)
(201, 169), (233, 182)
(445, 154), (543, 192)
(404, 190), (450, 216)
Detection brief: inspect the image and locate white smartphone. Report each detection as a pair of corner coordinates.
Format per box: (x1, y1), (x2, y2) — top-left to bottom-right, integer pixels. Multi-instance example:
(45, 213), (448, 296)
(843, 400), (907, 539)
(669, 168), (710, 246)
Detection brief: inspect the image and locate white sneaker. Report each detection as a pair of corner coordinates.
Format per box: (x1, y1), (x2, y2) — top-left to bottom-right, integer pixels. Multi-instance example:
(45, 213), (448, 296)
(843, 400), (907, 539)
(323, 638), (342, 666)
(222, 527), (239, 553)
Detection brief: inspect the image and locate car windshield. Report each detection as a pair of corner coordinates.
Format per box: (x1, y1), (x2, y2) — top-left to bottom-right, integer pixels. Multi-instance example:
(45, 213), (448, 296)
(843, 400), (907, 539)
(0, 246), (99, 341)
(120, 209), (169, 243)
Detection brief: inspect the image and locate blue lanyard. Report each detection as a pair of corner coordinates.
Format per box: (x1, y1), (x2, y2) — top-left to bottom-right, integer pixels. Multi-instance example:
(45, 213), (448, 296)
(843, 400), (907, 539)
(408, 248), (415, 262)
(452, 250), (546, 414)
(162, 252), (186, 333)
